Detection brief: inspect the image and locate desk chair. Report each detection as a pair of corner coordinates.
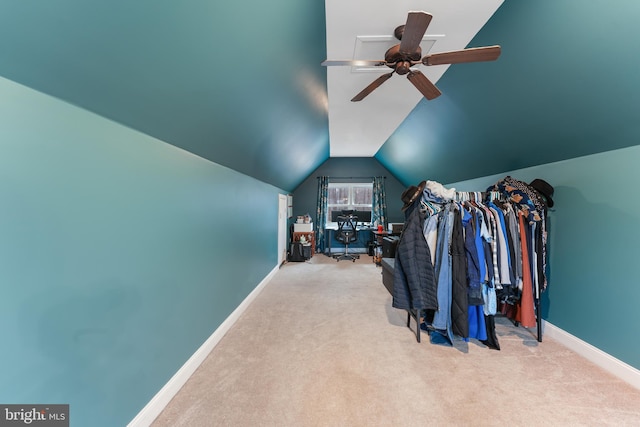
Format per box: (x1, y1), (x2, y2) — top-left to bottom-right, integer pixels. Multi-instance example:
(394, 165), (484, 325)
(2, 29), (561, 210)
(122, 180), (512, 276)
(333, 215), (360, 262)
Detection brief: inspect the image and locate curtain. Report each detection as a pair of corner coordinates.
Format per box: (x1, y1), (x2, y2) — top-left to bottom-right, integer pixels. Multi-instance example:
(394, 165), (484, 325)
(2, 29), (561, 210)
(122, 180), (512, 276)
(372, 176), (388, 230)
(316, 176), (329, 253)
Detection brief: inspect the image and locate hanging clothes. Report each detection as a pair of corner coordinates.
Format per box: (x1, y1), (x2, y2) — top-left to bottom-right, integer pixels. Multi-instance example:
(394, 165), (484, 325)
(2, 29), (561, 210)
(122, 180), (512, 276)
(481, 314), (501, 350)
(487, 176), (552, 292)
(450, 206), (469, 338)
(392, 203), (438, 311)
(501, 202), (522, 288)
(393, 177), (552, 346)
(462, 205), (483, 306)
(422, 213), (439, 266)
(431, 206), (455, 346)
(494, 202), (522, 308)
(468, 305), (488, 341)
(515, 211), (537, 328)
(488, 202), (512, 288)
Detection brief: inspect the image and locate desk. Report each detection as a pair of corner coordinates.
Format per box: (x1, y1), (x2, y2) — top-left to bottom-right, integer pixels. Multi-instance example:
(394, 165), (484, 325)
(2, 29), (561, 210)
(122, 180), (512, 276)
(324, 225), (374, 255)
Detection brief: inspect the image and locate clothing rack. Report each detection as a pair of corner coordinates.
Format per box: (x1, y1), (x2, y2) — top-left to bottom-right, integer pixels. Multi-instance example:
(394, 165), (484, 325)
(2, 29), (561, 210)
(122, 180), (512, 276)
(454, 190), (543, 342)
(403, 189), (544, 344)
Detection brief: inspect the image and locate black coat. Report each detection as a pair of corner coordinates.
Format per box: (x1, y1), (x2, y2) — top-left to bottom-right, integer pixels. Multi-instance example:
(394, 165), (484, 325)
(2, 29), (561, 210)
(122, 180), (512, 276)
(392, 204), (438, 311)
(450, 207), (469, 338)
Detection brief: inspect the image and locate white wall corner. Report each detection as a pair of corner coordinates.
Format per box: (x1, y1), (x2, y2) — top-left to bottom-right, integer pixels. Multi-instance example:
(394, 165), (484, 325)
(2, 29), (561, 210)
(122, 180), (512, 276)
(543, 320), (640, 391)
(127, 264), (281, 427)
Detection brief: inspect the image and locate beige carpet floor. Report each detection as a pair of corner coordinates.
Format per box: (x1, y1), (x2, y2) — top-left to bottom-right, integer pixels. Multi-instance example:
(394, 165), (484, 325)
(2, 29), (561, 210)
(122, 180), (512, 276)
(152, 254), (640, 426)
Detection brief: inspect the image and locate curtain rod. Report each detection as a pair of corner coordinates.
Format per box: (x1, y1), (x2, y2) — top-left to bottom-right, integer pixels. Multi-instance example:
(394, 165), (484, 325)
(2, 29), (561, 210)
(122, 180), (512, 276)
(316, 176), (385, 179)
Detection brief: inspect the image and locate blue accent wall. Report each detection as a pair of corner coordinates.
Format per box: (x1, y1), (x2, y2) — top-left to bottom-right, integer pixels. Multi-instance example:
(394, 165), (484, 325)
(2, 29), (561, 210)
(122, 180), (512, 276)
(0, 77), (282, 426)
(448, 146), (640, 370)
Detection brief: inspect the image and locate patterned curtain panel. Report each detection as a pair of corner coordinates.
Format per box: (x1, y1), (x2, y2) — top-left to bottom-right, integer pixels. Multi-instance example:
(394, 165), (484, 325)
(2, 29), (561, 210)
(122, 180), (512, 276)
(372, 176), (388, 229)
(316, 176), (329, 253)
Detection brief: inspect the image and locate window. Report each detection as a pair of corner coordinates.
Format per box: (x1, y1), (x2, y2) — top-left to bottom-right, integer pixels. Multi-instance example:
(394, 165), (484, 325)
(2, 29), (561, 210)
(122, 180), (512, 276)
(327, 182), (373, 223)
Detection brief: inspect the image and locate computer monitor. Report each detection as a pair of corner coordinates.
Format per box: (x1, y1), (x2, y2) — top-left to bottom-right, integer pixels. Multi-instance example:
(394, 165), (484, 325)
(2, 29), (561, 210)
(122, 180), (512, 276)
(331, 210), (371, 224)
(353, 210), (372, 224)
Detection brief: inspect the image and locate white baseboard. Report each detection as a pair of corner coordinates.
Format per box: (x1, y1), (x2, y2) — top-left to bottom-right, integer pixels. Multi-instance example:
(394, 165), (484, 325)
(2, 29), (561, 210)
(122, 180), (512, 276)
(543, 320), (640, 391)
(127, 265), (280, 427)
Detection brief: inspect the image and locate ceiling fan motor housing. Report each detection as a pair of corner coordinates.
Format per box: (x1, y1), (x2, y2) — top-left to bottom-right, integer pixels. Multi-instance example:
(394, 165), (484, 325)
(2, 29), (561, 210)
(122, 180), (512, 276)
(384, 44), (422, 67)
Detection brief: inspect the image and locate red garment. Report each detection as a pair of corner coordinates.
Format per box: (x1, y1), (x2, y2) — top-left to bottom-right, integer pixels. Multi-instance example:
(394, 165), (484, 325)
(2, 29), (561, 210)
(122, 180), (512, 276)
(516, 211), (536, 328)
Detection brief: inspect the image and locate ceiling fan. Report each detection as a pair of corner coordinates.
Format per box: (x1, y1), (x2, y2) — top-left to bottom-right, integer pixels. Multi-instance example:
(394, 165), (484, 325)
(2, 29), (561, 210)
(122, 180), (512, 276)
(321, 11), (501, 102)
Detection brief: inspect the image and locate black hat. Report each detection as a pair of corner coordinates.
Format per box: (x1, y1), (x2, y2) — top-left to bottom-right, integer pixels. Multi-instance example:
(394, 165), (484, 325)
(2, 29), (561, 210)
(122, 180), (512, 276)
(401, 180), (426, 211)
(529, 179), (554, 208)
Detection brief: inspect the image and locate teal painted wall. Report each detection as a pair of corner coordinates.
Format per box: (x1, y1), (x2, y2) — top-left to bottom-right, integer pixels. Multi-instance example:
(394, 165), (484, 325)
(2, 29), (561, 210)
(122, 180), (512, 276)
(378, 0), (640, 186)
(0, 77), (282, 426)
(0, 1), (329, 192)
(448, 146), (640, 370)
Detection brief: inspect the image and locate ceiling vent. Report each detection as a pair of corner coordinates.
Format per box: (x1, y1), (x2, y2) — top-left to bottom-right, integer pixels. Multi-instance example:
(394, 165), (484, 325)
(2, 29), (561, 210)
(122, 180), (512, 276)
(351, 35), (444, 72)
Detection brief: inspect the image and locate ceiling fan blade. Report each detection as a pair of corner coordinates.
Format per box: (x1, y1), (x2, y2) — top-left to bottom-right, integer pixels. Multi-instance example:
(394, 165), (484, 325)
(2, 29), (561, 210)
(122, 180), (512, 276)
(399, 11), (433, 55)
(321, 60), (386, 67)
(406, 70), (442, 100)
(351, 72), (394, 102)
(423, 45), (501, 66)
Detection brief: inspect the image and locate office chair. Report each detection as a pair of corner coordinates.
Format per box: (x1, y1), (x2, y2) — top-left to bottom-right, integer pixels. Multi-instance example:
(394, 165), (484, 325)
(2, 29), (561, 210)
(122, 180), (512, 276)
(333, 215), (360, 262)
